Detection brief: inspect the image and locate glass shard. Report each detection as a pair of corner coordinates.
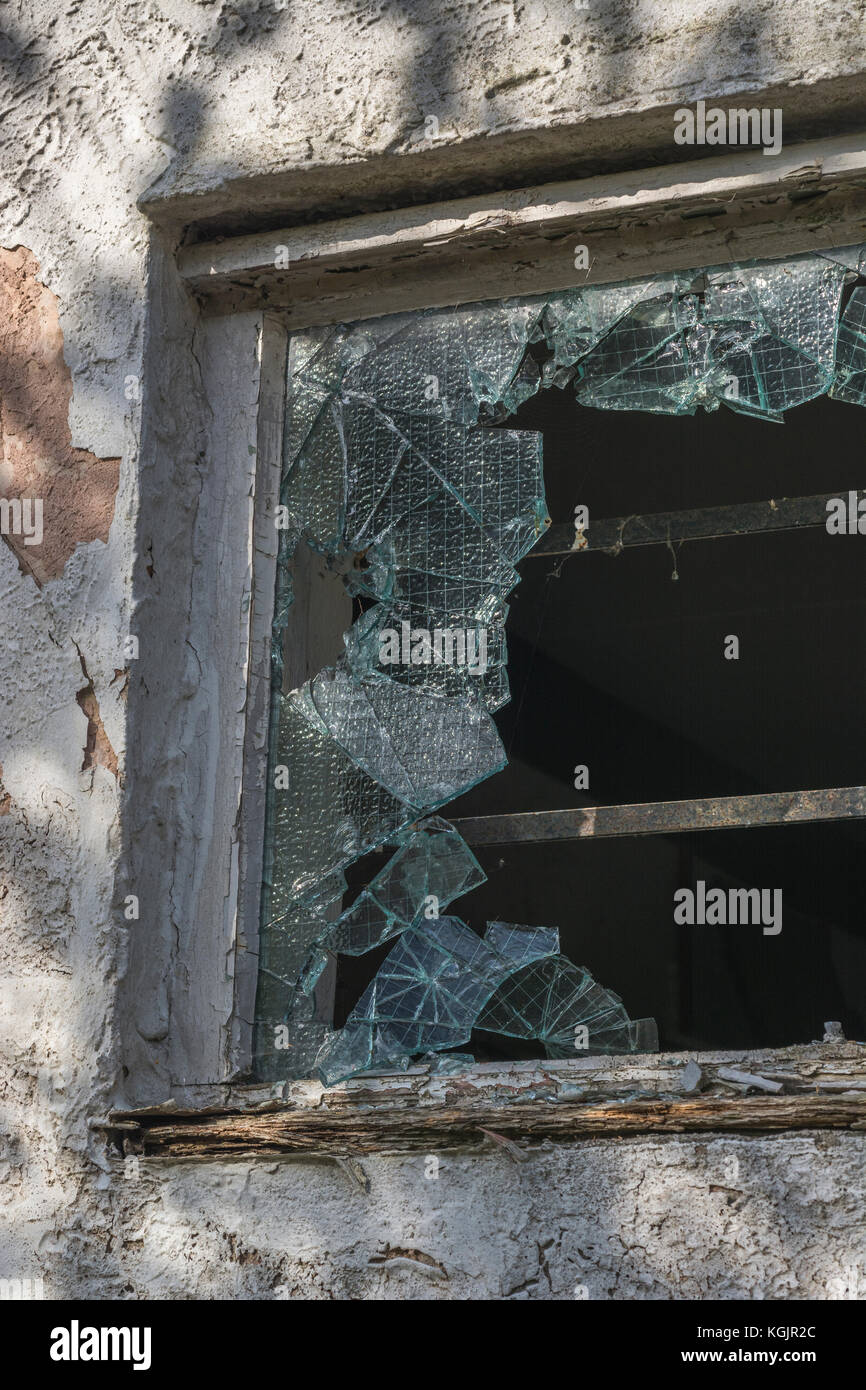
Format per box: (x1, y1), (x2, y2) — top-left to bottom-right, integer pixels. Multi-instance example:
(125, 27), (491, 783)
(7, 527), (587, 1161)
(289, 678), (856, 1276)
(314, 918), (649, 1085)
(572, 258), (846, 420)
(313, 917), (555, 1084)
(308, 664), (506, 809)
(477, 953), (649, 1056)
(263, 689), (416, 920)
(830, 286), (866, 406)
(340, 298), (545, 424)
(298, 818), (486, 993)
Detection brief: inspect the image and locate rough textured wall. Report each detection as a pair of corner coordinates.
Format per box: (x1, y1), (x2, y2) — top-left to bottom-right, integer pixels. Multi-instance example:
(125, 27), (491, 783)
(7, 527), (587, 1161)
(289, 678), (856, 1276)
(47, 1136), (866, 1300)
(0, 0), (865, 1299)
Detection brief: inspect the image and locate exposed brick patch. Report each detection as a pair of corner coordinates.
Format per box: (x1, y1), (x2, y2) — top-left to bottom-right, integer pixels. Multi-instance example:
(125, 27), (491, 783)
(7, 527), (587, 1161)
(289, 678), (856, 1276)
(74, 645), (120, 779)
(110, 667), (129, 701)
(75, 684), (119, 779)
(0, 246), (120, 583)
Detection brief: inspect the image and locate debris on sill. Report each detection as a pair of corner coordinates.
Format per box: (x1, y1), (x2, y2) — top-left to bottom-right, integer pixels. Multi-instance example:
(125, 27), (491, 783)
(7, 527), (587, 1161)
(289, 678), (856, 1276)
(716, 1067), (784, 1094)
(99, 1042), (866, 1159)
(680, 1060), (704, 1093)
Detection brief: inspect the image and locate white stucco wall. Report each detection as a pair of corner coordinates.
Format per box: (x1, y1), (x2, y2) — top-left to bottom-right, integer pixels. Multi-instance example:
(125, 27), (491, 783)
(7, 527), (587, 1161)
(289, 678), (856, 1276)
(1, 0), (865, 1299)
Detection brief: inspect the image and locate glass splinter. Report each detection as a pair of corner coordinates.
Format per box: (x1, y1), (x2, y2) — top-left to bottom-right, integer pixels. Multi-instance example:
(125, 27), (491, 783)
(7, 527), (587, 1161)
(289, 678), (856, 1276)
(297, 818), (486, 994)
(314, 919), (649, 1085)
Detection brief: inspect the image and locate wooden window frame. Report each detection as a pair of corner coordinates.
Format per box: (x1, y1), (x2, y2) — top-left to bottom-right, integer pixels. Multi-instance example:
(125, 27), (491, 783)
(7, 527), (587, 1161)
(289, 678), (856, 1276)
(113, 132), (866, 1146)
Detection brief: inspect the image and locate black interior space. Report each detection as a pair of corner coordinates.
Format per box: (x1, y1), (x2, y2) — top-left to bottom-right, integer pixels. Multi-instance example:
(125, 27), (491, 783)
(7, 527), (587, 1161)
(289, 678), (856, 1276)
(337, 392), (866, 1053)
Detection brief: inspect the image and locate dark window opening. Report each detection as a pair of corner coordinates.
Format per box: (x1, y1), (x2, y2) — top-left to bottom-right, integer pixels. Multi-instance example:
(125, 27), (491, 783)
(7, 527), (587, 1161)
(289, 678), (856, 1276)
(335, 393), (866, 1053)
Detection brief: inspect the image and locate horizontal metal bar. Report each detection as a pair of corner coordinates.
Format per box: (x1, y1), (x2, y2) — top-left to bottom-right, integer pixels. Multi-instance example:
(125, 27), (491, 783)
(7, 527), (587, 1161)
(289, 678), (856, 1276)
(530, 492), (860, 558)
(452, 787), (866, 846)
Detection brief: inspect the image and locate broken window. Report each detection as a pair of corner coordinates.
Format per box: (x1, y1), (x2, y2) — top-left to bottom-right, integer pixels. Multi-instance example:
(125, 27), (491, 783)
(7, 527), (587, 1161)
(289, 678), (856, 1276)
(254, 246), (866, 1083)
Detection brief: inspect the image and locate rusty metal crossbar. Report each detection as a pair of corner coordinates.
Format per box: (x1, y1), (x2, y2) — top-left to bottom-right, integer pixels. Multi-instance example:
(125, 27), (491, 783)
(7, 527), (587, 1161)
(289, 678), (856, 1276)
(452, 787), (866, 847)
(529, 492), (859, 558)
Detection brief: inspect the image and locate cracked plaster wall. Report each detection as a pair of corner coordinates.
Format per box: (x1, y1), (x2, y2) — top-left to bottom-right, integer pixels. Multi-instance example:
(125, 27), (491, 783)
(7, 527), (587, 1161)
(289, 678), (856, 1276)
(1, 0), (865, 1300)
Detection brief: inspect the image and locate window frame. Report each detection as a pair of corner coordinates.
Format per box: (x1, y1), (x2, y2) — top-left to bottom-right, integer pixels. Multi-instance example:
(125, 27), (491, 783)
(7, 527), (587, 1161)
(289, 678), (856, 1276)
(115, 132), (866, 1128)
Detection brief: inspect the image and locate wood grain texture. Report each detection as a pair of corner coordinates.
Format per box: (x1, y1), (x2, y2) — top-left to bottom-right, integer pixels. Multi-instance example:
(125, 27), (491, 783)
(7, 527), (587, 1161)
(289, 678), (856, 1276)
(178, 134), (866, 327)
(114, 1094), (866, 1158)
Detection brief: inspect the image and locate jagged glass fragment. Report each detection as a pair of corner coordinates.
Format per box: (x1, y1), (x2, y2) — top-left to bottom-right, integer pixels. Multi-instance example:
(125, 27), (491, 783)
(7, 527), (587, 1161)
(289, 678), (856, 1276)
(483, 919), (561, 964)
(308, 663), (506, 809)
(343, 599), (510, 712)
(704, 258), (845, 419)
(297, 943), (333, 997)
(341, 409), (546, 710)
(572, 257), (847, 420)
(253, 902), (336, 1081)
(314, 918), (651, 1084)
(314, 916), (560, 1084)
(502, 351), (542, 414)
(281, 398), (347, 552)
(264, 689), (416, 921)
(461, 298), (546, 417)
(298, 817), (486, 993)
(542, 275), (672, 381)
(477, 952), (652, 1057)
(284, 378), (333, 475)
(341, 299), (545, 424)
(294, 319), (402, 395)
(819, 243), (866, 275)
(342, 311), (477, 424)
(830, 287), (866, 405)
(383, 413), (548, 567)
(574, 289), (700, 415)
(339, 398), (413, 549)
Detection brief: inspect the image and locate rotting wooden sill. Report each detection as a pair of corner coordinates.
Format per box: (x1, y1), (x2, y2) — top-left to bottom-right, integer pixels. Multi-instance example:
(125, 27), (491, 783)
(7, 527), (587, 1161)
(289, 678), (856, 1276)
(102, 1044), (866, 1160)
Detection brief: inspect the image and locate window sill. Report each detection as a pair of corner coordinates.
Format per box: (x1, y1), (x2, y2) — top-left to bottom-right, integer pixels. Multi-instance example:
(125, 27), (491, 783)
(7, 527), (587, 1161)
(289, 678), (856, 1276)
(105, 1043), (866, 1160)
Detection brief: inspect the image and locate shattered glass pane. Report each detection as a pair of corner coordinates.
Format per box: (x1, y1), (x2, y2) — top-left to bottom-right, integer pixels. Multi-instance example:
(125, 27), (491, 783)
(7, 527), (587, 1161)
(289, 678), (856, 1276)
(340, 298), (545, 424)
(257, 242), (866, 1083)
(298, 818), (486, 994)
(569, 258), (847, 420)
(313, 917), (557, 1084)
(308, 666), (506, 807)
(264, 689), (416, 917)
(343, 601), (511, 712)
(574, 286), (699, 416)
(477, 953), (648, 1056)
(542, 274), (672, 387)
(830, 286), (866, 406)
(313, 919), (648, 1085)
